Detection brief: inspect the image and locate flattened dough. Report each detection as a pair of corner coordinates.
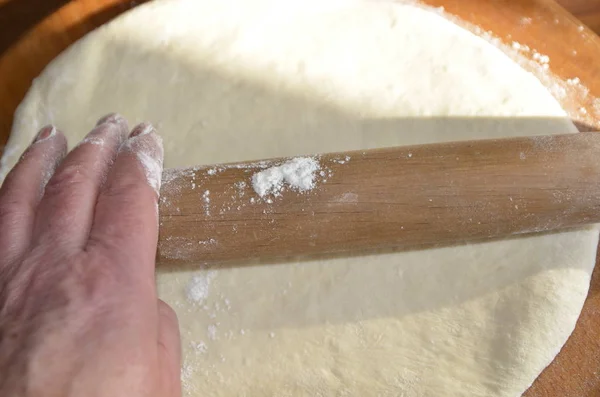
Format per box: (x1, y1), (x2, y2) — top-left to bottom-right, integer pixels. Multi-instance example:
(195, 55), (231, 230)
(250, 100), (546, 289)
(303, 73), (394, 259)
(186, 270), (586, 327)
(2, 0), (597, 395)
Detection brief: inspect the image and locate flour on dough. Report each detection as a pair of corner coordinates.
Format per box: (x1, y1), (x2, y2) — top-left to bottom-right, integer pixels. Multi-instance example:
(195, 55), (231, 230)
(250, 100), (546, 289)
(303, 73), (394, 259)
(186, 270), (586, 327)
(2, 0), (597, 396)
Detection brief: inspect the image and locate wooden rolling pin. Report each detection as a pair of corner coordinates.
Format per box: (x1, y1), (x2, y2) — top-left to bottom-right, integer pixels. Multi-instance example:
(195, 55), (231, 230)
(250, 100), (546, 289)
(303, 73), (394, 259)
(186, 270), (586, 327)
(157, 133), (600, 265)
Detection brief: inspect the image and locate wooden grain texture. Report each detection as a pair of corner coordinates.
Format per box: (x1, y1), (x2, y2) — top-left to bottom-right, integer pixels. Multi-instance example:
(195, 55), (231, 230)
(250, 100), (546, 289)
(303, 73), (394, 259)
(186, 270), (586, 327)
(1, 0), (600, 395)
(159, 133), (600, 265)
(557, 0), (600, 33)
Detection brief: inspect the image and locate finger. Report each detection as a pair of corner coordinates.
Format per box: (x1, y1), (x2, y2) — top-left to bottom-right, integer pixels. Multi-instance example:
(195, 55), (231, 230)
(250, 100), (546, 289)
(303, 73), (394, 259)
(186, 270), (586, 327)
(0, 126), (67, 265)
(88, 123), (163, 276)
(157, 300), (181, 397)
(32, 114), (129, 250)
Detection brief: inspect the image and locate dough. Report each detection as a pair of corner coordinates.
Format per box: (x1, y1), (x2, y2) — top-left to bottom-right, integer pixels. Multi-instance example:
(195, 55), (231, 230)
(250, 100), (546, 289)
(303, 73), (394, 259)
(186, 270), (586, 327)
(1, 0), (597, 395)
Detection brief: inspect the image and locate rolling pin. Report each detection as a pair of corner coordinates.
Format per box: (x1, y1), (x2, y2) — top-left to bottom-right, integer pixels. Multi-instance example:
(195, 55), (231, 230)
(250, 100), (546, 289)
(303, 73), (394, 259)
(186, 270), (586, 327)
(157, 132), (600, 265)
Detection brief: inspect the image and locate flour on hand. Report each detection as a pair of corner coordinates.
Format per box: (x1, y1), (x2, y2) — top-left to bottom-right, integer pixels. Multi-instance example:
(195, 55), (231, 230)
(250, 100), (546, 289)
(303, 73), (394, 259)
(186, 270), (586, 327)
(4, 0), (596, 396)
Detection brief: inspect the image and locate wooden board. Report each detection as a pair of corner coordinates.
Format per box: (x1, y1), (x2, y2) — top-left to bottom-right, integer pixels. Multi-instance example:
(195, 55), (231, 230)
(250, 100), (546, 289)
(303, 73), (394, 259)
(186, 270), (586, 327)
(0, 0), (599, 395)
(557, 0), (600, 33)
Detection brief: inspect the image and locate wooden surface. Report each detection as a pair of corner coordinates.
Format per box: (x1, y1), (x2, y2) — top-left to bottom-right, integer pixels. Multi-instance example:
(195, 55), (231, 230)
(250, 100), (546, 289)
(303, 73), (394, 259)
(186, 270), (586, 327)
(557, 0), (600, 33)
(1, 0), (600, 395)
(159, 133), (600, 265)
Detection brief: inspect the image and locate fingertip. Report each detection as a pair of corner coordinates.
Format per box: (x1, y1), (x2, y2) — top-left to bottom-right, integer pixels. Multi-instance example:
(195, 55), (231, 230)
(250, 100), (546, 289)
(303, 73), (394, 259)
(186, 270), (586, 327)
(121, 123), (164, 193)
(53, 130), (68, 156)
(77, 114), (129, 149)
(129, 122), (157, 138)
(23, 125), (67, 162)
(30, 124), (68, 148)
(31, 125), (56, 144)
(96, 113), (128, 127)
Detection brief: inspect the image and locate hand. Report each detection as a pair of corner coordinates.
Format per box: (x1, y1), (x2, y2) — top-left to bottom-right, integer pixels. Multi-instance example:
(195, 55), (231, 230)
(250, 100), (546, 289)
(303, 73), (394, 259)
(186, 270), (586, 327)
(0, 115), (181, 397)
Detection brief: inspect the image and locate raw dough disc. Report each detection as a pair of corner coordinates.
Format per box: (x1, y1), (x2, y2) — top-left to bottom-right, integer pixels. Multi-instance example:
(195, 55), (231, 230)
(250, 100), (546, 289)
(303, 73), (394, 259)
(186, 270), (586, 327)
(2, 0), (598, 396)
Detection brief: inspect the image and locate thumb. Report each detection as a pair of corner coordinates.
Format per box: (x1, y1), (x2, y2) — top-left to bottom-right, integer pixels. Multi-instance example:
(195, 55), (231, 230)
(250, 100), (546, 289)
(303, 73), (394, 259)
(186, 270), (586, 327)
(157, 299), (182, 396)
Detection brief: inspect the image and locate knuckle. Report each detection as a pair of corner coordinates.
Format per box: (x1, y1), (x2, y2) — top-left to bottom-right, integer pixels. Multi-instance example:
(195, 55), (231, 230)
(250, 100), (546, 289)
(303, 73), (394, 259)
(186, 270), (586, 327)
(0, 198), (30, 229)
(0, 251), (60, 316)
(101, 182), (154, 224)
(68, 255), (123, 301)
(44, 163), (92, 198)
(0, 265), (26, 314)
(0, 251), (129, 332)
(103, 177), (148, 202)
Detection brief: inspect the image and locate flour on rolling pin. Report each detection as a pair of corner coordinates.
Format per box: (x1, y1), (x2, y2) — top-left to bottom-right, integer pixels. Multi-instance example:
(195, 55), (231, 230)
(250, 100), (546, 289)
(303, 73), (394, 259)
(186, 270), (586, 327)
(251, 157), (321, 198)
(158, 155), (346, 260)
(161, 155), (341, 209)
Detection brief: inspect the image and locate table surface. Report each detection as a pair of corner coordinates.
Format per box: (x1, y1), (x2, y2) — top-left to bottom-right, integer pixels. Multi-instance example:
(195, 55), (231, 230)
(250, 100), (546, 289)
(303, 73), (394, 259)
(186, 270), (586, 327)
(1, 1), (600, 396)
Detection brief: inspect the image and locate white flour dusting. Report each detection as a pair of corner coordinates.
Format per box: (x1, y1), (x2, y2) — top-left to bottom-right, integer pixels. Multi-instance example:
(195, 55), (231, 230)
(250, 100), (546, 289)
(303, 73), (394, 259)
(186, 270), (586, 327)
(202, 190), (211, 215)
(331, 155), (351, 164)
(77, 136), (106, 147)
(121, 131), (164, 193)
(159, 236), (199, 260)
(134, 150), (163, 193)
(193, 341), (208, 354)
(208, 324), (218, 340)
(2, 2), (597, 396)
(186, 270), (217, 304)
(251, 157), (320, 197)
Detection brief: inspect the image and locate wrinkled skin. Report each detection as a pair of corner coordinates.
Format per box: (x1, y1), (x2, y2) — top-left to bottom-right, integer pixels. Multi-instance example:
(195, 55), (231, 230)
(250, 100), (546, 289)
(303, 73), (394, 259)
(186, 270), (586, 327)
(0, 114), (181, 397)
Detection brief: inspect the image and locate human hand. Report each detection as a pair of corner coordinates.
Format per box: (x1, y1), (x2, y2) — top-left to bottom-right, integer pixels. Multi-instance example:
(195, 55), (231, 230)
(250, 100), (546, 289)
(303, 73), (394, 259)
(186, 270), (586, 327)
(0, 115), (181, 397)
